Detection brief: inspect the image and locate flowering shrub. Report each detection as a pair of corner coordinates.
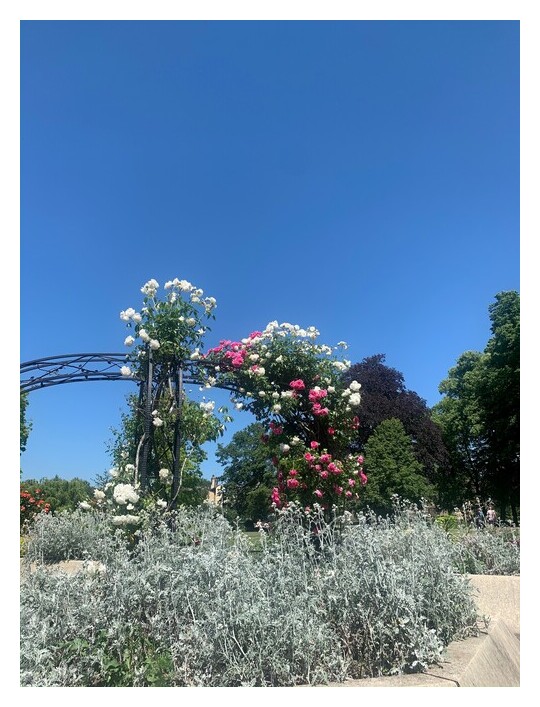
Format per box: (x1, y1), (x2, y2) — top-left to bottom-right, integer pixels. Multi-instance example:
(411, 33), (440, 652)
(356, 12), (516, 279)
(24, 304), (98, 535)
(202, 322), (367, 513)
(120, 277), (217, 371)
(20, 503), (478, 686)
(112, 278), (370, 519)
(109, 278), (232, 516)
(20, 485), (50, 527)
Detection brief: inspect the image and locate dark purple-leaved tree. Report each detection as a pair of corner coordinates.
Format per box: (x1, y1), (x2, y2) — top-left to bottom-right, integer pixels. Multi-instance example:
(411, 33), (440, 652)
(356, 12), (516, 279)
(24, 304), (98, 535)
(342, 354), (449, 487)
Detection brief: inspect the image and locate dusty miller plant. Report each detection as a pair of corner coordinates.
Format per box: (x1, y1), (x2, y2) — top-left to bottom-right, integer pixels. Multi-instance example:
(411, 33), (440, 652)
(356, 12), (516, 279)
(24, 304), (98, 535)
(21, 503), (478, 686)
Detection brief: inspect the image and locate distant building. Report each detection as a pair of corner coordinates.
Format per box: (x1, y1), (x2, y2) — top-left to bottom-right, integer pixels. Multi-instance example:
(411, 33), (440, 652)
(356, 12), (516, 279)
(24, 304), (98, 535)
(207, 475), (224, 506)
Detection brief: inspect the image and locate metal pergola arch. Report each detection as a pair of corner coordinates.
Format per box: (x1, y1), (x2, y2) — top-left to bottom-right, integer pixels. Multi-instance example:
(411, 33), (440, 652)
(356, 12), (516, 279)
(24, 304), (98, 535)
(20, 351), (240, 507)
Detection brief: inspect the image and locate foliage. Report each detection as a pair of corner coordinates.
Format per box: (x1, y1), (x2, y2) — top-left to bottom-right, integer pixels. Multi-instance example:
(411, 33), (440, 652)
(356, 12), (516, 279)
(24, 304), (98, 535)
(433, 291), (519, 522)
(342, 354), (449, 486)
(216, 422), (275, 524)
(434, 514), (459, 532)
(107, 393), (219, 509)
(23, 508), (123, 564)
(203, 324), (368, 514)
(112, 278), (231, 512)
(451, 528), (520, 576)
(432, 350), (488, 507)
(20, 485), (51, 528)
(20, 392), (31, 454)
(21, 504), (478, 687)
(21, 476), (93, 515)
(362, 419), (434, 515)
(120, 277), (217, 374)
(477, 291), (520, 522)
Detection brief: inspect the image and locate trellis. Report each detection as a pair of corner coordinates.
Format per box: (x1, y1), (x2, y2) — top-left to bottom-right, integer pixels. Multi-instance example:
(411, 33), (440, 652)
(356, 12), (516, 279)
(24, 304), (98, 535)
(20, 351), (239, 507)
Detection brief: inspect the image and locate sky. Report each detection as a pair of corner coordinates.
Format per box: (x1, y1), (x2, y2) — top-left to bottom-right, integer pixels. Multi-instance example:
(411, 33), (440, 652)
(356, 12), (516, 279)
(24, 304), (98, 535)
(19, 19), (520, 486)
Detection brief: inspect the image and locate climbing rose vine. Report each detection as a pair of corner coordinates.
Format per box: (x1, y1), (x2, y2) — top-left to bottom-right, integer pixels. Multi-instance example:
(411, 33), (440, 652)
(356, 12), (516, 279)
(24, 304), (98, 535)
(201, 321), (367, 512)
(101, 279), (231, 526)
(108, 278), (367, 517)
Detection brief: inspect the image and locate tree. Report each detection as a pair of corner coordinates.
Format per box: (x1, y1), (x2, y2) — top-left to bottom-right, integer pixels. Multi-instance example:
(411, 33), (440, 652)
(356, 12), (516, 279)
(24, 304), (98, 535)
(343, 355), (449, 485)
(216, 423), (274, 525)
(20, 392), (31, 454)
(20, 476), (93, 514)
(432, 351), (488, 508)
(362, 418), (434, 515)
(478, 291), (520, 522)
(433, 292), (519, 522)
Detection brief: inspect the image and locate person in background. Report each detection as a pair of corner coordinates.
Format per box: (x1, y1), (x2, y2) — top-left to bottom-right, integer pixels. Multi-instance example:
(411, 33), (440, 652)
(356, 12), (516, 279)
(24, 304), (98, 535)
(474, 506), (485, 529)
(486, 505), (497, 525)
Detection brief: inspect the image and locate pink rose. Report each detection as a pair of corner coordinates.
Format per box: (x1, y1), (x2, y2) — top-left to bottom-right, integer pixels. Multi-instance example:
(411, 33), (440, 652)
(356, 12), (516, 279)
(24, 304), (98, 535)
(308, 388), (327, 402)
(289, 379), (306, 390)
(314, 489), (324, 498)
(310, 441), (320, 449)
(287, 478), (300, 489)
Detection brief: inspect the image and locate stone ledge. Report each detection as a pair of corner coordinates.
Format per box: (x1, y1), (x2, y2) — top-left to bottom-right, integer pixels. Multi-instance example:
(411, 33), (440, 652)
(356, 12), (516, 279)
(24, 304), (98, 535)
(305, 619), (519, 688)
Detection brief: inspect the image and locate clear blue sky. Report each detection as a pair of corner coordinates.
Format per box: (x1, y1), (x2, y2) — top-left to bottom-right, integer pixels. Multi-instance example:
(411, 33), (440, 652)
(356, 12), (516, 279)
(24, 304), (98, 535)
(19, 20), (519, 485)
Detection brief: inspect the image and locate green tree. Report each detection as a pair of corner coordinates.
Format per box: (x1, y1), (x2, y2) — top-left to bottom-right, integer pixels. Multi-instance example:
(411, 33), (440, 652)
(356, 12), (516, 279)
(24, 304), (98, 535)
(433, 291), (519, 522)
(216, 423), (274, 525)
(432, 350), (488, 508)
(342, 355), (449, 486)
(363, 418), (434, 515)
(20, 476), (93, 514)
(20, 392), (31, 454)
(478, 291), (520, 523)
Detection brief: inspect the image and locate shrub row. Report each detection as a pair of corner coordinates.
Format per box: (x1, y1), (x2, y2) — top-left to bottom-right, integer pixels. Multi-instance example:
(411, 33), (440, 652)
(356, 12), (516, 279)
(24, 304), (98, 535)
(21, 504), (481, 687)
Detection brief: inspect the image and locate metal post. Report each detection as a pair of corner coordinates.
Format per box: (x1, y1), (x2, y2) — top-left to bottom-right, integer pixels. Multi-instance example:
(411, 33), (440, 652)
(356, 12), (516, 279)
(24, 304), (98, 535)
(139, 348), (153, 491)
(171, 366), (183, 509)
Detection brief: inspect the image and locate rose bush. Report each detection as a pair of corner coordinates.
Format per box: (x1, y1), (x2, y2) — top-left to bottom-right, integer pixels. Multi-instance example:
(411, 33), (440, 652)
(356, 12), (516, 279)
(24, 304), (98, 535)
(201, 322), (368, 513)
(110, 279), (231, 511)
(20, 485), (51, 528)
(108, 278), (369, 519)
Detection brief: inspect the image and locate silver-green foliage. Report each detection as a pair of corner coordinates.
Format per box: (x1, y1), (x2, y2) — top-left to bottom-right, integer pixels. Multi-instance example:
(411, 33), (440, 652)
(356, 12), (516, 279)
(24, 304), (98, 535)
(21, 504), (478, 686)
(23, 509), (122, 564)
(451, 527), (520, 575)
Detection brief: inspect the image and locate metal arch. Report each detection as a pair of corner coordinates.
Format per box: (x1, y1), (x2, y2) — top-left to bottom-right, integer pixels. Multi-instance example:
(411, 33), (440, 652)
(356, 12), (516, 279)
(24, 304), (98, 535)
(20, 353), (136, 392)
(20, 352), (244, 505)
(20, 354), (243, 394)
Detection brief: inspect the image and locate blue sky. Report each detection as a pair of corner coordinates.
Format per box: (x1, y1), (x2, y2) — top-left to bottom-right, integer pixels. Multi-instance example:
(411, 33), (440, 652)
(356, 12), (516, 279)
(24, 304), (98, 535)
(19, 20), (520, 485)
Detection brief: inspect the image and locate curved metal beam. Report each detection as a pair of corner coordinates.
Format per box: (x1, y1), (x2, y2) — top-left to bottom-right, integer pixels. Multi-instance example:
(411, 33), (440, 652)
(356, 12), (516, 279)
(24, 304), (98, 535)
(20, 353), (242, 395)
(20, 353), (135, 393)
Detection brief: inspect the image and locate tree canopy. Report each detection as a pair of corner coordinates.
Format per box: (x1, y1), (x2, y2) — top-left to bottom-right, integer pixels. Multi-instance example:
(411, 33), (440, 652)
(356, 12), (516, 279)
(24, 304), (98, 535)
(343, 354), (448, 484)
(216, 422), (275, 525)
(20, 476), (93, 514)
(363, 418), (434, 515)
(433, 291), (519, 522)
